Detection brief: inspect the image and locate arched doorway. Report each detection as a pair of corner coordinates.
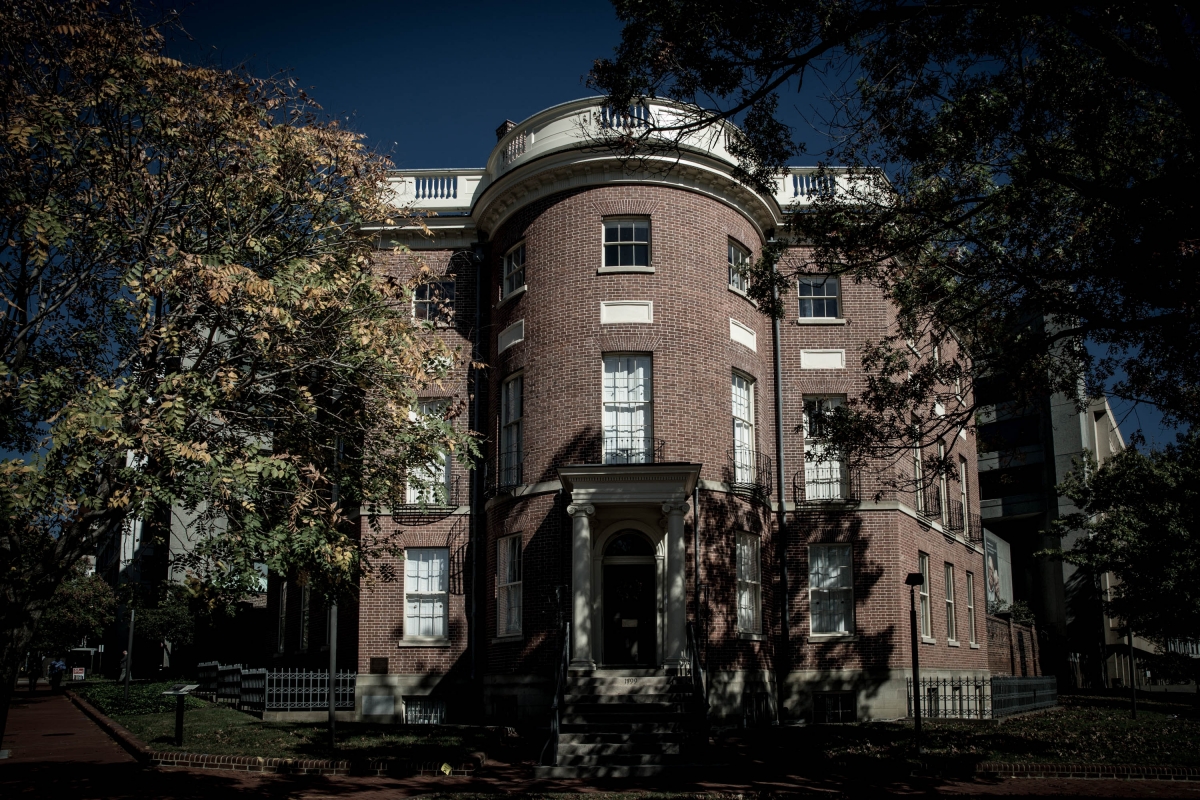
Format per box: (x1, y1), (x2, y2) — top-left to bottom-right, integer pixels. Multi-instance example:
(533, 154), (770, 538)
(602, 531), (657, 666)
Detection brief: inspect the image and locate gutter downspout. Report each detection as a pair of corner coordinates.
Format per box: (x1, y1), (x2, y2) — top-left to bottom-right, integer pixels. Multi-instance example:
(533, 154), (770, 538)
(770, 235), (790, 722)
(470, 242), (486, 686)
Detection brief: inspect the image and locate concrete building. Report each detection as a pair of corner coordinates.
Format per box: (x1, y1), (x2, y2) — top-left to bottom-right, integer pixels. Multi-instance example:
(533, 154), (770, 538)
(264, 98), (992, 742)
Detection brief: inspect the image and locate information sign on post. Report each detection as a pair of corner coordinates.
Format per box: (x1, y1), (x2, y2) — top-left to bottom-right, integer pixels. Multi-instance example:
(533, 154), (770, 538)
(162, 684), (200, 747)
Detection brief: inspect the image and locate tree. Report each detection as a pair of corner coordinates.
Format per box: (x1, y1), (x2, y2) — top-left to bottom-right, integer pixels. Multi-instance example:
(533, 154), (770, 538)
(29, 562), (116, 656)
(0, 0), (476, 742)
(1056, 433), (1200, 645)
(590, 1), (1199, 463)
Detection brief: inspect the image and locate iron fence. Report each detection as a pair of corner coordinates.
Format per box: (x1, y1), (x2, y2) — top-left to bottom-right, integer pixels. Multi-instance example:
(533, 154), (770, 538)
(906, 675), (1057, 719)
(239, 668), (267, 712)
(991, 676), (1057, 717)
(265, 668), (356, 711)
(793, 464), (860, 505)
(197, 661), (219, 699)
(603, 434), (664, 465)
(217, 664), (244, 705)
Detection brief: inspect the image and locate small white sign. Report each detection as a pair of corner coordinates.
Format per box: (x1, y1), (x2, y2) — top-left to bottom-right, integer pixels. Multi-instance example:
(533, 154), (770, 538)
(600, 301), (653, 324)
(800, 349), (845, 369)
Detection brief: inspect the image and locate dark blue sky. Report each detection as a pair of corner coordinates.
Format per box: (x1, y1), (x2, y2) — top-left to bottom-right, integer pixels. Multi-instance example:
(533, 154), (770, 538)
(163, 0), (1176, 448)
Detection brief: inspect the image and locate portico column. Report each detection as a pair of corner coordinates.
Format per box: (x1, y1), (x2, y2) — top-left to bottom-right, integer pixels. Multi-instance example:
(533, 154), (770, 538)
(567, 503), (596, 670)
(663, 499), (689, 670)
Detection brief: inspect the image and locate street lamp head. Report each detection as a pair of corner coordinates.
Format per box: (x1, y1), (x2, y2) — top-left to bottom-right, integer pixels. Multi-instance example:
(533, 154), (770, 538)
(905, 572), (925, 587)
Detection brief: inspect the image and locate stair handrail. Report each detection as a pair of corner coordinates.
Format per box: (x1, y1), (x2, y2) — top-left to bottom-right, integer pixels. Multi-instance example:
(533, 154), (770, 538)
(686, 621), (709, 717)
(539, 619), (570, 767)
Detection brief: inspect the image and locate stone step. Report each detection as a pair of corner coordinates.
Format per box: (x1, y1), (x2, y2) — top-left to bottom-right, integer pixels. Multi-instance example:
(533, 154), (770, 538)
(562, 709), (692, 724)
(558, 741), (684, 756)
(562, 702), (680, 715)
(557, 753), (684, 767)
(560, 720), (690, 733)
(534, 764), (717, 779)
(565, 687), (695, 699)
(557, 731), (690, 745)
(567, 676), (689, 690)
(570, 668), (666, 678)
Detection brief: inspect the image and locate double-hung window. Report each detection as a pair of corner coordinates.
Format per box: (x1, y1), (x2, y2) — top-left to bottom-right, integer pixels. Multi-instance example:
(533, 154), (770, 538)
(938, 440), (949, 524)
(919, 552), (932, 638)
(499, 374), (523, 487)
(502, 243), (526, 299)
(299, 585), (311, 652)
(736, 532), (762, 634)
(966, 571), (977, 645)
(803, 396), (847, 500)
(945, 563), (957, 642)
(809, 544), (854, 634)
(276, 580), (287, 654)
(959, 456), (970, 538)
(912, 427), (925, 513)
(414, 279), (455, 323)
(729, 240), (750, 293)
(732, 373), (755, 483)
(603, 355), (653, 463)
(407, 400), (452, 505)
(404, 548), (448, 640)
(497, 535), (523, 637)
(798, 276), (839, 318)
(603, 219), (650, 268)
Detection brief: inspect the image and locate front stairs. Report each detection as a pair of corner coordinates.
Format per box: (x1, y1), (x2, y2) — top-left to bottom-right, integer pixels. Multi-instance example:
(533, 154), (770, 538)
(534, 668), (709, 778)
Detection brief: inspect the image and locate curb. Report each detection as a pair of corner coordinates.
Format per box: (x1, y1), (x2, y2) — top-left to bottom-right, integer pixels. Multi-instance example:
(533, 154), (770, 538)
(977, 762), (1200, 781)
(65, 689), (152, 763)
(63, 689), (481, 777)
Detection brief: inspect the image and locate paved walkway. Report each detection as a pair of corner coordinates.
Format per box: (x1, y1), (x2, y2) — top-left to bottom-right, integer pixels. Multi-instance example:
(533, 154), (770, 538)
(3, 689), (1200, 798)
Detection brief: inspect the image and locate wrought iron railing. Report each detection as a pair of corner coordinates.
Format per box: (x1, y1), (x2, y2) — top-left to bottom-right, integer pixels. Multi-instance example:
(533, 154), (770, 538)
(686, 621), (709, 720)
(906, 675), (1057, 719)
(792, 464), (859, 505)
(484, 458), (524, 498)
(265, 668), (356, 712)
(197, 661), (219, 699)
(916, 486), (942, 522)
(540, 620), (570, 767)
(602, 435), (665, 465)
(728, 447), (773, 502)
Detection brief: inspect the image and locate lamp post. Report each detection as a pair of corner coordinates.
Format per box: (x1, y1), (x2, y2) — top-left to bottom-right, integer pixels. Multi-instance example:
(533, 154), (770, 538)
(906, 571), (925, 754)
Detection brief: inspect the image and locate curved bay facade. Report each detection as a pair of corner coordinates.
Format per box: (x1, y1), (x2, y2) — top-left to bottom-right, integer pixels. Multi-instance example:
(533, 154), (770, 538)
(333, 98), (990, 729)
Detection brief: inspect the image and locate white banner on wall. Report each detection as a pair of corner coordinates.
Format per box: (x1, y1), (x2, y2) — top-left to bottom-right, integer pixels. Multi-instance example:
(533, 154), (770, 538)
(984, 530), (1013, 608)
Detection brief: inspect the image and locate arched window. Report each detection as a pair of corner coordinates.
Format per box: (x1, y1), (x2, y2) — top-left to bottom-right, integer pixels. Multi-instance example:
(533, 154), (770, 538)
(605, 532), (654, 557)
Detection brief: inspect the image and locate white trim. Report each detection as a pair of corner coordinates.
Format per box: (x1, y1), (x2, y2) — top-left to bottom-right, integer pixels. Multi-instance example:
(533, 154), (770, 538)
(496, 284), (526, 308)
(600, 300), (654, 324)
(796, 317), (847, 325)
(498, 319), (525, 352)
(800, 349), (845, 369)
(598, 265), (655, 274)
(729, 318), (757, 351)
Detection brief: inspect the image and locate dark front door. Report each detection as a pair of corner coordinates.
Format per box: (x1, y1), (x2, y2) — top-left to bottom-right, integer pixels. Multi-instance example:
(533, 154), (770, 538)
(603, 563), (656, 666)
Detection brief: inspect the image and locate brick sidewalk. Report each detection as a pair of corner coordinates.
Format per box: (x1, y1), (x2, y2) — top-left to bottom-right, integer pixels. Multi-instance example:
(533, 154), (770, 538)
(2, 688), (133, 765)
(3, 691), (1200, 798)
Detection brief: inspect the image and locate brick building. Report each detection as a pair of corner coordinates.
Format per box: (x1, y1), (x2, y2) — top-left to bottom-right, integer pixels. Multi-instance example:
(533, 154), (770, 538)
(270, 97), (990, 731)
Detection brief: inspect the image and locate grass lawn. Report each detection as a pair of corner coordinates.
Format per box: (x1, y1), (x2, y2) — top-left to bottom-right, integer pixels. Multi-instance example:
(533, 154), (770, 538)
(72, 679), (493, 762)
(717, 693), (1200, 772)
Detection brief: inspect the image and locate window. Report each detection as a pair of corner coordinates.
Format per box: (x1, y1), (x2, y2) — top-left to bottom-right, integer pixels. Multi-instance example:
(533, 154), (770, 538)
(299, 585), (311, 652)
(499, 374), (522, 487)
(404, 548), (448, 639)
(414, 279), (455, 323)
(938, 440), (949, 524)
(798, 276), (839, 318)
(729, 240), (750, 293)
(919, 553), (931, 638)
(497, 534), (523, 636)
(912, 429), (925, 512)
(803, 397), (847, 500)
(966, 571), (977, 645)
(736, 532), (762, 634)
(814, 692), (857, 723)
(602, 355), (653, 463)
(959, 456), (970, 537)
(945, 563), (957, 642)
(732, 374), (755, 483)
(404, 696), (446, 725)
(603, 218), (650, 268)
(407, 400), (451, 504)
(502, 243), (526, 299)
(276, 580), (287, 654)
(810, 544), (854, 634)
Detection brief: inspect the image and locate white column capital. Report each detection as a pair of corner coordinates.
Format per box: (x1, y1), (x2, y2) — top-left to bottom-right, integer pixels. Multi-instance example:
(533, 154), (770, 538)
(661, 500), (689, 517)
(567, 503), (596, 518)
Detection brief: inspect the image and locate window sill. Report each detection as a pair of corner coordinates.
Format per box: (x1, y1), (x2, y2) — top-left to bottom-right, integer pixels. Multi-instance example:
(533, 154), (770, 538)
(597, 265), (654, 274)
(491, 634), (523, 644)
(921, 636), (937, 645)
(796, 317), (846, 325)
(969, 642), (981, 649)
(729, 285), (758, 306)
(947, 639), (961, 648)
(808, 633), (858, 643)
(738, 631), (766, 641)
(398, 637), (451, 648)
(497, 285), (527, 308)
